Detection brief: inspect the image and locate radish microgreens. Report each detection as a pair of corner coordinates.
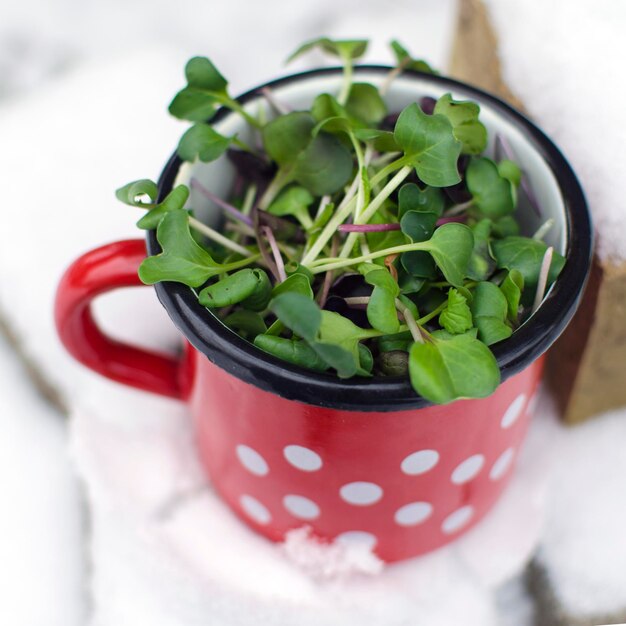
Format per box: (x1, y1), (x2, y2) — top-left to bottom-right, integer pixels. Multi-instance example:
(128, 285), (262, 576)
(117, 39), (566, 404)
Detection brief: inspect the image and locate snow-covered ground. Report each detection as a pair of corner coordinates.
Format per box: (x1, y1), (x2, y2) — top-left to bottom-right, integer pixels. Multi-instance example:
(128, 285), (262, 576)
(1, 0), (626, 624)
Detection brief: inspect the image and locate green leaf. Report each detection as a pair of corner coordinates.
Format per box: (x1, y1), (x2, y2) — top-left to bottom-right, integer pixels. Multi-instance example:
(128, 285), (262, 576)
(311, 93), (347, 122)
(499, 269), (524, 323)
(254, 335), (328, 372)
(378, 331), (412, 353)
(292, 132), (354, 196)
(199, 268), (259, 307)
(434, 93), (487, 155)
(498, 160), (522, 187)
(184, 56), (227, 93)
(224, 310), (267, 338)
(398, 183), (444, 218)
(408, 333), (500, 403)
(168, 57), (229, 122)
(362, 267), (400, 295)
(267, 186), (315, 229)
(498, 160), (522, 205)
(398, 268), (426, 294)
(353, 128), (399, 152)
(138, 210), (251, 287)
(168, 87), (222, 122)
(466, 157), (515, 218)
(345, 83), (387, 125)
(312, 310), (373, 377)
(422, 223), (474, 287)
(401, 251), (437, 280)
(288, 37), (368, 63)
(400, 210), (438, 243)
(358, 343), (374, 374)
(310, 342), (358, 378)
(390, 40), (437, 74)
(367, 286), (400, 334)
(491, 236), (566, 288)
(312, 115), (354, 137)
(116, 179), (158, 206)
(136, 185), (190, 230)
(318, 310), (373, 360)
(284, 262), (314, 282)
(199, 268), (271, 312)
(492, 215), (520, 237)
(393, 103), (461, 187)
(270, 292), (321, 342)
(439, 288), (473, 334)
(262, 112), (315, 165)
(470, 281), (512, 345)
(271, 273), (313, 299)
(177, 123), (232, 162)
(467, 218), (496, 281)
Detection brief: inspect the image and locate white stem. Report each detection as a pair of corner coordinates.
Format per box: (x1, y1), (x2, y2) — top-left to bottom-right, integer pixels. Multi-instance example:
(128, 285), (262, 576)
(532, 246), (553, 313)
(189, 216), (253, 257)
(310, 240), (428, 274)
(241, 184), (257, 215)
(339, 165), (412, 258)
(337, 57), (353, 105)
(395, 299), (424, 343)
(300, 187), (359, 265)
(344, 296), (370, 306)
(444, 199), (473, 217)
(532, 218), (555, 241)
(315, 195), (331, 220)
(262, 226), (287, 282)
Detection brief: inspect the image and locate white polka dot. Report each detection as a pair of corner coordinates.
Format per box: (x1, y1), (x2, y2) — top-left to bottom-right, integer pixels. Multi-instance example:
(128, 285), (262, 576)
(490, 448), (515, 481)
(239, 494), (271, 525)
(336, 531), (378, 550)
(236, 444), (269, 476)
(401, 449), (440, 475)
(451, 454), (485, 484)
(339, 482), (383, 506)
(283, 494), (320, 520)
(283, 445), (323, 472)
(442, 505), (474, 534)
(394, 502), (433, 526)
(501, 394), (527, 429)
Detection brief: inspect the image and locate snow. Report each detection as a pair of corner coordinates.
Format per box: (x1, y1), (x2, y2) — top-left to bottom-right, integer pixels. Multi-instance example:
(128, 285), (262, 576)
(0, 337), (85, 626)
(70, 382), (556, 626)
(1, 0), (626, 622)
(485, 0), (626, 263)
(536, 407), (626, 617)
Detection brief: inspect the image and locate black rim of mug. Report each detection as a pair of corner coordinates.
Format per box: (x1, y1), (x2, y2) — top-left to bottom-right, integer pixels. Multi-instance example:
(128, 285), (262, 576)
(147, 65), (593, 412)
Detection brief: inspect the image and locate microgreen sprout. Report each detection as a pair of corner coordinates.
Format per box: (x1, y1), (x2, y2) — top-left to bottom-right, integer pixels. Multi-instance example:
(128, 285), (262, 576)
(117, 40), (567, 404)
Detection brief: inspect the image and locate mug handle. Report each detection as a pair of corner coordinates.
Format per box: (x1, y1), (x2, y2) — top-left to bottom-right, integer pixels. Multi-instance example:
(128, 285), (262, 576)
(54, 239), (184, 399)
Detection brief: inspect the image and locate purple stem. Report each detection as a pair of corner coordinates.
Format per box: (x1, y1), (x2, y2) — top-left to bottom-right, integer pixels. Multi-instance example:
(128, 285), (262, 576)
(495, 134), (541, 217)
(190, 178), (254, 226)
(436, 215), (468, 225)
(260, 87), (291, 115)
(338, 223), (402, 233)
(261, 226), (287, 282)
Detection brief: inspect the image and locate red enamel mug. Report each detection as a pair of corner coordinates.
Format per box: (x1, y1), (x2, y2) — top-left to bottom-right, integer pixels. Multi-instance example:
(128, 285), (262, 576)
(55, 67), (591, 562)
